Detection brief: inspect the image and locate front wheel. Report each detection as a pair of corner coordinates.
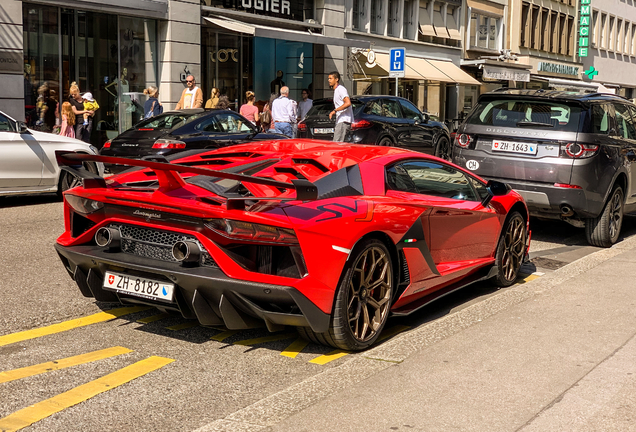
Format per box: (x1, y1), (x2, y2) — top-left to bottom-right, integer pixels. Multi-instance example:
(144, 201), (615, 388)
(298, 239), (394, 351)
(493, 212), (527, 287)
(586, 186), (624, 247)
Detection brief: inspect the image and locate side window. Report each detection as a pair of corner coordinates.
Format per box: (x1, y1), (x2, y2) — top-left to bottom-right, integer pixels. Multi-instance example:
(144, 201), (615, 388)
(215, 112), (253, 133)
(389, 161), (479, 201)
(386, 164), (418, 193)
(364, 100), (383, 116)
(0, 114), (14, 132)
(591, 104), (611, 135)
(614, 104), (636, 140)
(468, 177), (489, 201)
(195, 117), (222, 133)
(382, 99), (402, 118)
(399, 100), (422, 121)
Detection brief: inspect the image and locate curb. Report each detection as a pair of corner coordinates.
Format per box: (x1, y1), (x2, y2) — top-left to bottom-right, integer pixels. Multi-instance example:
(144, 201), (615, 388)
(193, 235), (636, 431)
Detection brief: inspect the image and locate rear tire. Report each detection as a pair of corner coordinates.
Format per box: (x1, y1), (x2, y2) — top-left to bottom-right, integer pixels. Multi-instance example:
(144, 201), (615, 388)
(585, 186), (624, 247)
(57, 161), (98, 198)
(378, 136), (394, 147)
(493, 211), (527, 287)
(434, 136), (451, 160)
(298, 239), (394, 351)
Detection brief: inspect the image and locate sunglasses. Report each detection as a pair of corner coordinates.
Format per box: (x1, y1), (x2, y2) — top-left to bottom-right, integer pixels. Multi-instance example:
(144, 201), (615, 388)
(186, 80), (194, 83)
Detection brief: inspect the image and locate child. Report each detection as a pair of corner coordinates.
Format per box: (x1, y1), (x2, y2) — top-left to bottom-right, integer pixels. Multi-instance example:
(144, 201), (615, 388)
(59, 102), (75, 138)
(82, 92), (99, 125)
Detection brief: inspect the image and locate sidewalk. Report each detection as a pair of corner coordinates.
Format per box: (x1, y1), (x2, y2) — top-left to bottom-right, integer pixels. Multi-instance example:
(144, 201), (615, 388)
(198, 235), (636, 432)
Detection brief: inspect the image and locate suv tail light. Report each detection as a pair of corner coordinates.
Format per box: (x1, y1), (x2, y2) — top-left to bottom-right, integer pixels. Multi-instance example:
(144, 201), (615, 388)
(456, 133), (473, 148)
(153, 139), (186, 149)
(102, 140), (111, 149)
(297, 121), (307, 131)
(351, 119), (373, 130)
(562, 143), (598, 159)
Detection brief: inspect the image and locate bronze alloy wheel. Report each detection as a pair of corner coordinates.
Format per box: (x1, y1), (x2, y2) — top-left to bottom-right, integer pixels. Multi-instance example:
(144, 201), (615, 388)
(347, 245), (392, 342)
(501, 214), (526, 282)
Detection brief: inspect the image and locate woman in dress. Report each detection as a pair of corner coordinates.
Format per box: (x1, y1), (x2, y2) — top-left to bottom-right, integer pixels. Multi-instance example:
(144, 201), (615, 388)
(59, 102), (75, 138)
(239, 91), (260, 125)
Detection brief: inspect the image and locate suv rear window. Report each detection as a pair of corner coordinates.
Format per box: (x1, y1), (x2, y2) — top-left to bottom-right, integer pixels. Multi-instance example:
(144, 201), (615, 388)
(466, 99), (582, 132)
(306, 100), (364, 117)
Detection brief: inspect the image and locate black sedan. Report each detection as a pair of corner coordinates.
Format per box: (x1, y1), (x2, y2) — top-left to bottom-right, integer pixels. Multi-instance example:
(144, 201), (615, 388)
(101, 109), (285, 172)
(297, 96), (452, 159)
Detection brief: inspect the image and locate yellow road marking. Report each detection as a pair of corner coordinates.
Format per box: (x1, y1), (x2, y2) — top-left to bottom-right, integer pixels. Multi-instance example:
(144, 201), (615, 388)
(309, 350), (350, 365)
(0, 356), (174, 432)
(280, 338), (309, 358)
(377, 325), (411, 342)
(0, 347), (132, 384)
(137, 313), (170, 324)
(523, 274), (540, 282)
(233, 333), (297, 346)
(210, 330), (240, 342)
(0, 307), (149, 348)
(166, 322), (199, 331)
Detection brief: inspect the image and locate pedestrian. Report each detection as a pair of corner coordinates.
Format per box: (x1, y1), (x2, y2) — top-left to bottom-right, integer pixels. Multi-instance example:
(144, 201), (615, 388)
(205, 88), (220, 109)
(216, 95), (230, 110)
(328, 71), (353, 142)
(68, 82), (94, 143)
(271, 86), (295, 138)
(298, 89), (313, 121)
(59, 101), (75, 138)
(176, 75), (203, 109)
(81, 92), (99, 126)
(239, 91), (260, 125)
(260, 93), (276, 132)
(143, 86), (163, 119)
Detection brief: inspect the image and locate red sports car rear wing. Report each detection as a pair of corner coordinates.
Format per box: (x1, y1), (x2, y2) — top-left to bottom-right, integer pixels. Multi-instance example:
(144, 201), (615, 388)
(55, 151), (319, 201)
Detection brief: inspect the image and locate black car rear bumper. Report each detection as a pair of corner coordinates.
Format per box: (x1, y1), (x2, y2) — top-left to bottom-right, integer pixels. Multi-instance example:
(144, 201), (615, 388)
(55, 243), (330, 333)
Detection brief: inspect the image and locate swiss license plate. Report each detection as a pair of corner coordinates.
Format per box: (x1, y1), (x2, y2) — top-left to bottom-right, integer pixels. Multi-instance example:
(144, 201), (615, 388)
(492, 140), (538, 155)
(103, 271), (175, 302)
(314, 127), (334, 134)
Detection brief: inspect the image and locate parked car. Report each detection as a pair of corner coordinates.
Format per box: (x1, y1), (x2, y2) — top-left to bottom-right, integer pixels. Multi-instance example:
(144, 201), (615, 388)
(55, 140), (529, 351)
(0, 111), (104, 197)
(100, 109), (286, 172)
(297, 96), (452, 159)
(452, 89), (636, 247)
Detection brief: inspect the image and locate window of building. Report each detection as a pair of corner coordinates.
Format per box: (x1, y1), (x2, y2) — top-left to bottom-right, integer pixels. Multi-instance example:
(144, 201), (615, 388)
(352, 0), (366, 31)
(433, 3), (449, 38)
(601, 13), (608, 49)
(470, 12), (500, 50)
(624, 21), (630, 54)
(403, 0), (415, 39)
(540, 8), (549, 51)
(419, 1), (436, 37)
(532, 6), (540, 49)
(388, 0), (400, 37)
(632, 24), (636, 56)
(567, 16), (574, 55)
(617, 19), (623, 53)
(446, 5), (461, 41)
(521, 2), (530, 47)
(609, 16), (615, 51)
(592, 10), (599, 47)
(370, 0), (383, 34)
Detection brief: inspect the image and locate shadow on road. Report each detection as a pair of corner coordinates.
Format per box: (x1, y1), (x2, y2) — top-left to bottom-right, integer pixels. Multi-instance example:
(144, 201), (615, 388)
(0, 193), (60, 209)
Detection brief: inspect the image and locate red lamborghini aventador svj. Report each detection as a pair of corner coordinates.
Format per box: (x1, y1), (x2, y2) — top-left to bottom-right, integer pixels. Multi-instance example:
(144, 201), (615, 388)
(54, 140), (530, 351)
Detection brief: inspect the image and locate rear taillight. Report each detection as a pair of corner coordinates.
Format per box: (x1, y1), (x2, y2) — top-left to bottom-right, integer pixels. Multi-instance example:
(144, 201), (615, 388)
(102, 140), (111, 149)
(152, 139), (186, 149)
(351, 119), (373, 130)
(297, 121), (307, 131)
(456, 133), (472, 148)
(206, 219), (298, 244)
(554, 183), (583, 189)
(562, 143), (598, 159)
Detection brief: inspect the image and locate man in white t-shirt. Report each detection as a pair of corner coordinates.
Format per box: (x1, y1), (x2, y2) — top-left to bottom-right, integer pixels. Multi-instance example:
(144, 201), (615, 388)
(176, 75), (203, 110)
(328, 71), (353, 142)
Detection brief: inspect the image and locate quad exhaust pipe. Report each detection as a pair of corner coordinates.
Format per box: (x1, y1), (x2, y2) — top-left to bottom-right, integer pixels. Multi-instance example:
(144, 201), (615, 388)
(95, 227), (121, 250)
(172, 240), (201, 264)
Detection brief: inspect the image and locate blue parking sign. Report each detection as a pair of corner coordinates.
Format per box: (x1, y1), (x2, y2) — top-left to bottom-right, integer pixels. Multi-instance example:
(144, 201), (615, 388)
(390, 48), (405, 77)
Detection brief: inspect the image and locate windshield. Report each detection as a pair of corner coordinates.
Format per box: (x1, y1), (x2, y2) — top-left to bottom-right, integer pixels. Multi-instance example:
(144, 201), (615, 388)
(466, 99), (582, 132)
(305, 100), (364, 118)
(134, 112), (206, 130)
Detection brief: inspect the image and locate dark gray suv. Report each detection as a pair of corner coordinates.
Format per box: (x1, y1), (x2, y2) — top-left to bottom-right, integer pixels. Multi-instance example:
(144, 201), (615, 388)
(452, 89), (636, 247)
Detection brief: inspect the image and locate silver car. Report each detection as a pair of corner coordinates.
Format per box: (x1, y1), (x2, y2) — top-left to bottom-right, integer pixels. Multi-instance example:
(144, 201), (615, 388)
(0, 111), (104, 197)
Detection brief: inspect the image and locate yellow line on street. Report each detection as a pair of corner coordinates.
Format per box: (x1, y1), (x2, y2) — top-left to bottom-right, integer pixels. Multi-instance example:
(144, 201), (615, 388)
(233, 333), (297, 346)
(210, 330), (240, 342)
(280, 338), (310, 358)
(0, 356), (174, 432)
(309, 350), (350, 365)
(166, 322), (200, 331)
(0, 307), (149, 348)
(0, 346), (132, 384)
(523, 274), (540, 282)
(377, 325), (411, 343)
(137, 313), (170, 324)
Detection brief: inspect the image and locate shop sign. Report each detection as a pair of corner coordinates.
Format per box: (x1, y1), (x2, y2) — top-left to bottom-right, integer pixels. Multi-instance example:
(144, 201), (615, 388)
(0, 50), (22, 74)
(202, 0), (306, 21)
(482, 66), (530, 82)
(578, 0), (590, 57)
(538, 62), (579, 77)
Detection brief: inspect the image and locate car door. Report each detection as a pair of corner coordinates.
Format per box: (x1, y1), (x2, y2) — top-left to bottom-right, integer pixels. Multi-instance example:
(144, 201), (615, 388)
(381, 98), (411, 146)
(0, 113), (44, 189)
(619, 104), (636, 207)
(398, 99), (434, 153)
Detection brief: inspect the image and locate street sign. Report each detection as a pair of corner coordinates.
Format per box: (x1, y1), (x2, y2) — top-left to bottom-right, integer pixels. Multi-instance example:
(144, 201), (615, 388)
(389, 47), (405, 78)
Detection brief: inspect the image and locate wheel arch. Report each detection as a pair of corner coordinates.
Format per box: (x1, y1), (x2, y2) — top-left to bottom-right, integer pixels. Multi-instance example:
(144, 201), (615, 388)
(613, 172), (628, 202)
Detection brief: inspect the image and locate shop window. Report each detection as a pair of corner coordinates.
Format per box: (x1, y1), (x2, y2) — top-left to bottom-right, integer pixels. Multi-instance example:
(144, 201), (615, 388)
(419, 1), (436, 37)
(370, 0), (383, 35)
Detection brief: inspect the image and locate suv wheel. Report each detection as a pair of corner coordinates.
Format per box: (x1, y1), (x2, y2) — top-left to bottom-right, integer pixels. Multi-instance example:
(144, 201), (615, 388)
(434, 136), (451, 161)
(585, 185), (624, 247)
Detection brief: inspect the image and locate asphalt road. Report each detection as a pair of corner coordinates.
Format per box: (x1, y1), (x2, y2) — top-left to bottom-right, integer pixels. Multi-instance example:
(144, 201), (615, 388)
(1, 194), (634, 432)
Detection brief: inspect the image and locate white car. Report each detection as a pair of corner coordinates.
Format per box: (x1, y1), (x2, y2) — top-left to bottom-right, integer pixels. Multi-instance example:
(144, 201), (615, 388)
(0, 111), (104, 197)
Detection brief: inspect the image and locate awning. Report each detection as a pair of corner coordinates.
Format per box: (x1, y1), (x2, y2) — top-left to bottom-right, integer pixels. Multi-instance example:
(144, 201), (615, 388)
(203, 16), (370, 49)
(354, 53), (480, 85)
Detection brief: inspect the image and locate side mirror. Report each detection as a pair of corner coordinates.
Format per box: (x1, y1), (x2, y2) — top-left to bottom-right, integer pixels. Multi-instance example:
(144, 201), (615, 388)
(481, 180), (511, 207)
(18, 122), (30, 134)
(414, 118), (421, 125)
(422, 113), (430, 123)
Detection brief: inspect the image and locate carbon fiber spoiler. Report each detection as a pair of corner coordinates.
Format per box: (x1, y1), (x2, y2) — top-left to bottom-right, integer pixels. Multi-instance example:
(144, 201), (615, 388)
(55, 151), (319, 201)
